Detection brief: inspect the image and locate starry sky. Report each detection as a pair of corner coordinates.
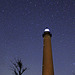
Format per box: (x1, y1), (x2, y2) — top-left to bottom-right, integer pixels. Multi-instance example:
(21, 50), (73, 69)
(0, 0), (75, 75)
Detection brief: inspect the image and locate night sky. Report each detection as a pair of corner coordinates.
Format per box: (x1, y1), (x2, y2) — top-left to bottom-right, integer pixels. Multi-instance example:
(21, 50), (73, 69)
(0, 0), (75, 75)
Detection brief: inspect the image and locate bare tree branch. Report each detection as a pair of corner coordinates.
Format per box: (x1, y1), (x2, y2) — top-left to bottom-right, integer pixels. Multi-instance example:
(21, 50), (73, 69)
(10, 59), (27, 75)
(21, 68), (27, 74)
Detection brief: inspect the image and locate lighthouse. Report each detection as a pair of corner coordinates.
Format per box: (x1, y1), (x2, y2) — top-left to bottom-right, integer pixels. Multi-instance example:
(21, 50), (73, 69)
(42, 27), (54, 75)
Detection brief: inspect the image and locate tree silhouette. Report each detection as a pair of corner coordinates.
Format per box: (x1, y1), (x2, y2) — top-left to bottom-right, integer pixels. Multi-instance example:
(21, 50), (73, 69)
(10, 59), (27, 75)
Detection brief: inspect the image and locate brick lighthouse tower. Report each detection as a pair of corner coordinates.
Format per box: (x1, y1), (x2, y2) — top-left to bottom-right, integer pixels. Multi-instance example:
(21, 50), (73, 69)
(42, 27), (54, 75)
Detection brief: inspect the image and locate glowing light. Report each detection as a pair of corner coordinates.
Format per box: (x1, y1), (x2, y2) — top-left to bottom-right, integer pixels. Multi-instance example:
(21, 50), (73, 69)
(44, 28), (50, 32)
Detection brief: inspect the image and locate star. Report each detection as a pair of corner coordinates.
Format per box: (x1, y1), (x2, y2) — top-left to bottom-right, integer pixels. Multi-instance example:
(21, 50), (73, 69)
(2, 9), (5, 13)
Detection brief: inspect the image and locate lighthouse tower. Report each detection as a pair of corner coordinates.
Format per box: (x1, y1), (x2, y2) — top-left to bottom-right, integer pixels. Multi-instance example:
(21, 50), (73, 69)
(42, 28), (54, 75)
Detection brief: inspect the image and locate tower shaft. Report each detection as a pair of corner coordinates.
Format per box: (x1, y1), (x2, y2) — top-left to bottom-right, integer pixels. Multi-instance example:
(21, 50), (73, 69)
(42, 31), (54, 75)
